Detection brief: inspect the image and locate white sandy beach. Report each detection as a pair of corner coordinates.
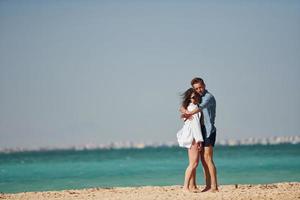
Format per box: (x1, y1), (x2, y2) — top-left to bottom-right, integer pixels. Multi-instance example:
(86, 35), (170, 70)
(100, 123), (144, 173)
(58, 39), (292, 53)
(1, 182), (299, 200)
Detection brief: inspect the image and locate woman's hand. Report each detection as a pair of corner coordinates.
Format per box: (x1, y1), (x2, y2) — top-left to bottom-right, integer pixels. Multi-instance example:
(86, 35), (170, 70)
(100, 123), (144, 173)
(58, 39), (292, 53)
(197, 142), (203, 151)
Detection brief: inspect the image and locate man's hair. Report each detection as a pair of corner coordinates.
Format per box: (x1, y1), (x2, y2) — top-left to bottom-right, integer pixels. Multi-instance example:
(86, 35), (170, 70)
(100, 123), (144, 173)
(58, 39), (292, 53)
(191, 77), (205, 86)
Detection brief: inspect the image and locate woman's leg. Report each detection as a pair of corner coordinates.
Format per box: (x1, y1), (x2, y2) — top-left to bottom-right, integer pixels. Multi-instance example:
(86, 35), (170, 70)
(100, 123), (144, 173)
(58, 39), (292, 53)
(190, 169), (200, 190)
(189, 142), (200, 189)
(183, 140), (199, 190)
(189, 169), (197, 189)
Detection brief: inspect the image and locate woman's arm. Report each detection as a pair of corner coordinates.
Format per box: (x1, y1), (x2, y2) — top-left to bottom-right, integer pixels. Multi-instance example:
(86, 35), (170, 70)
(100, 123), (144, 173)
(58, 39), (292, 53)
(179, 106), (187, 114)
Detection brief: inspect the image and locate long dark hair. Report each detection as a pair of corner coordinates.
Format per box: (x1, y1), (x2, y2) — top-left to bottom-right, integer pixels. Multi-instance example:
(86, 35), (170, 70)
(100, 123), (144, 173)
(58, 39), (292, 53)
(181, 88), (201, 109)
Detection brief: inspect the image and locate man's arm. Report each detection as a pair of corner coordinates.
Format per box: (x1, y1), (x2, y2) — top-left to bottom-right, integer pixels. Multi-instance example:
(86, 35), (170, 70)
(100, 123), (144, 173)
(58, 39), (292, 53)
(180, 106), (201, 119)
(179, 106), (190, 120)
(199, 94), (213, 109)
(188, 107), (201, 115)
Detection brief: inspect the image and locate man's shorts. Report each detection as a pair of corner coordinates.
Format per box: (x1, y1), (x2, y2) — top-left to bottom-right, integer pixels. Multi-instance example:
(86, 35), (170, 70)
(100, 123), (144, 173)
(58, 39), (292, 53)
(201, 125), (216, 147)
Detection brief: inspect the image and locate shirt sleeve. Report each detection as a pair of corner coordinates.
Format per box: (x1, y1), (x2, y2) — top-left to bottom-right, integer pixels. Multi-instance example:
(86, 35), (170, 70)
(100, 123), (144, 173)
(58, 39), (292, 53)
(191, 112), (204, 142)
(199, 94), (212, 109)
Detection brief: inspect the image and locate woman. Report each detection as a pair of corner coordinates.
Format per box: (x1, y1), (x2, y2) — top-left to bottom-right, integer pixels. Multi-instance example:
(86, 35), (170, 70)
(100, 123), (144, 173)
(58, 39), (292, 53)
(177, 88), (204, 192)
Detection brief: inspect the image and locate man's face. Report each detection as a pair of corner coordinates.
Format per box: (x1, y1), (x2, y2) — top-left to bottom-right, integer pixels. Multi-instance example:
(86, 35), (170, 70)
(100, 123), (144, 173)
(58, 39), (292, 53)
(193, 83), (205, 96)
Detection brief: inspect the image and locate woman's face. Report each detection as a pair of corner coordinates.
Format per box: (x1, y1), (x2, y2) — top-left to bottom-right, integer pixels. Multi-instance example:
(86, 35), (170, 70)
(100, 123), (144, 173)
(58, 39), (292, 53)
(190, 93), (199, 104)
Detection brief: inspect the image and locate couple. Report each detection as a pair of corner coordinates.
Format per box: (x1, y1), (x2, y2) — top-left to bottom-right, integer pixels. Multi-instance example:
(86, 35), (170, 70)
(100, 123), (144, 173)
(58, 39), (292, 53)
(177, 77), (218, 193)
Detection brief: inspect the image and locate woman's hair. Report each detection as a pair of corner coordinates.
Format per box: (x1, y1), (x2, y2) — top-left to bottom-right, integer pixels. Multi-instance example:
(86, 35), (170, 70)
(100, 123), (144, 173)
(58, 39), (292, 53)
(181, 88), (201, 109)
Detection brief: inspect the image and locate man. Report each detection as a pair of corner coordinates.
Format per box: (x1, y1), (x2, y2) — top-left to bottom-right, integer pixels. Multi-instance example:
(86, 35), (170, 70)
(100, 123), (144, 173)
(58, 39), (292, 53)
(180, 77), (218, 192)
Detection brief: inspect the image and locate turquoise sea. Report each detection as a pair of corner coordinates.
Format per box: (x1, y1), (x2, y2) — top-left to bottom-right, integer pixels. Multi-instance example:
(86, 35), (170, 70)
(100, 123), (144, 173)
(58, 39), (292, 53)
(0, 144), (299, 193)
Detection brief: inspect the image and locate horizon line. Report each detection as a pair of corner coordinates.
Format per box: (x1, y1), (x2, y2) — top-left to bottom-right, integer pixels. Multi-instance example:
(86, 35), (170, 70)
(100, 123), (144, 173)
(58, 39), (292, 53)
(1, 135), (299, 154)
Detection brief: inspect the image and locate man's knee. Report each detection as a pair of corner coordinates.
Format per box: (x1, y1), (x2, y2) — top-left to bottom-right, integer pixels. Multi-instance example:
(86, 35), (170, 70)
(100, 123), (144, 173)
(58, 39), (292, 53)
(204, 152), (213, 162)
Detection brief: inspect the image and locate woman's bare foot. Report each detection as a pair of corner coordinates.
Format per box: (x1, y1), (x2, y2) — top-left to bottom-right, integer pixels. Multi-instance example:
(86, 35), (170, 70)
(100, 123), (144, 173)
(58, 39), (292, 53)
(189, 185), (198, 190)
(183, 186), (190, 192)
(188, 186), (200, 193)
(183, 186), (199, 193)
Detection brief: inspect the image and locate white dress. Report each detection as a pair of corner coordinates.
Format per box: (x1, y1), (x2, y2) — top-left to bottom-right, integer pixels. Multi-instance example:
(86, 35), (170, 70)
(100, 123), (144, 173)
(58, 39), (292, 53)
(177, 103), (204, 148)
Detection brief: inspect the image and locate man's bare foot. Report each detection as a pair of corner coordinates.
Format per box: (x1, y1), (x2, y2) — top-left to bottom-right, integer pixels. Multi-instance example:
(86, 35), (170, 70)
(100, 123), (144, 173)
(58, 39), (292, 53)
(201, 186), (211, 192)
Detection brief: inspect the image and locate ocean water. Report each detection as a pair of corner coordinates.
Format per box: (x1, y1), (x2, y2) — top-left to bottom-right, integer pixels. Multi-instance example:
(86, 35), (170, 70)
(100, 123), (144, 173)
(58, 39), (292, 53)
(0, 144), (299, 193)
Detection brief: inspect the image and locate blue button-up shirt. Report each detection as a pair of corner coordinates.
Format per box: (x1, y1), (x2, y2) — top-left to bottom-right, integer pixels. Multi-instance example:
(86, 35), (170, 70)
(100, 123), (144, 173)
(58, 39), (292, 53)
(199, 90), (216, 138)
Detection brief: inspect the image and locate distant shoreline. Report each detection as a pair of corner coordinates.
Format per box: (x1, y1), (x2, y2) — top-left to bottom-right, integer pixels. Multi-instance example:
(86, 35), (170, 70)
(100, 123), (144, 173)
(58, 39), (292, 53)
(1, 182), (299, 200)
(1, 135), (299, 154)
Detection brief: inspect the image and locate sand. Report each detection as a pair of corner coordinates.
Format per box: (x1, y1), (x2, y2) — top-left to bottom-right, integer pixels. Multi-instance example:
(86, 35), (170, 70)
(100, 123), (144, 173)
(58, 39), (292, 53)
(1, 182), (299, 200)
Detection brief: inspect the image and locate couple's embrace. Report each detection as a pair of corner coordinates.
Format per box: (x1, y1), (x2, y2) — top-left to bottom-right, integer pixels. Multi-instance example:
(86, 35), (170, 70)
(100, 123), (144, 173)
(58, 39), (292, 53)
(177, 77), (219, 193)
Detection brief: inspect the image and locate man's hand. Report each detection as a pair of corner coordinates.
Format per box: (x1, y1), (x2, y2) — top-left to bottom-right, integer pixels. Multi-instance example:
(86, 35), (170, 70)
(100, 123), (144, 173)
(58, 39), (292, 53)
(181, 113), (193, 120)
(180, 106), (194, 121)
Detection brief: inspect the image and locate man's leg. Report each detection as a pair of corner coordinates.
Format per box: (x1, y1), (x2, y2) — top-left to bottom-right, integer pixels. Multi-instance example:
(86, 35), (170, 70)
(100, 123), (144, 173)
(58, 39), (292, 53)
(203, 145), (218, 191)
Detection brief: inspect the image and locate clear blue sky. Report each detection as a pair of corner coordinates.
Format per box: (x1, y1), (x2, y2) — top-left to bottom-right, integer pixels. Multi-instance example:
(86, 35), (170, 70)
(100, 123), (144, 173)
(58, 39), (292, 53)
(0, 0), (299, 148)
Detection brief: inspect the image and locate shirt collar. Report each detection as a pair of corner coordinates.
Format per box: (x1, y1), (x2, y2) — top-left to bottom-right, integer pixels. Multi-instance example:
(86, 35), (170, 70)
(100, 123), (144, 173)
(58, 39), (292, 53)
(201, 90), (208, 97)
